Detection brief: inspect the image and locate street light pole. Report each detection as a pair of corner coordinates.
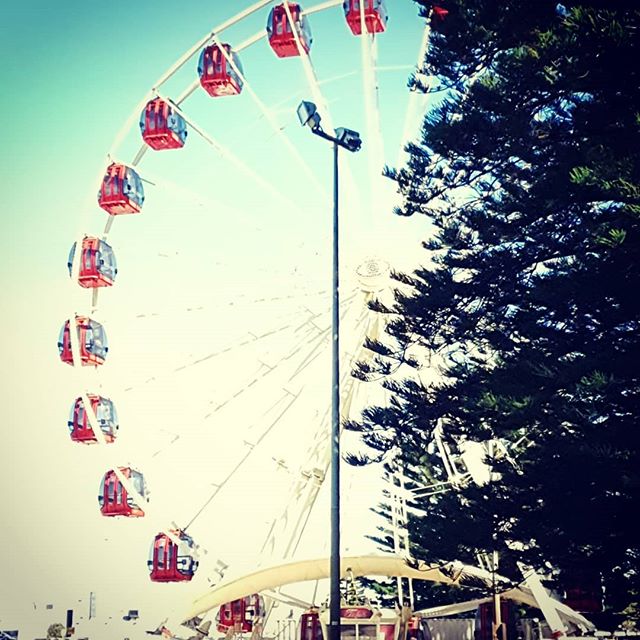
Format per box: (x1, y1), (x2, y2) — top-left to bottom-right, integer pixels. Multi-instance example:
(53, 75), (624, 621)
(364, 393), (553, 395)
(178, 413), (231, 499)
(330, 139), (341, 640)
(296, 101), (362, 640)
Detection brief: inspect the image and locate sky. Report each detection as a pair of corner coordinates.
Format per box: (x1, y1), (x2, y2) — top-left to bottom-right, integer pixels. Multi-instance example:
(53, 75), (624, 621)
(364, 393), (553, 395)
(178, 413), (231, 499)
(0, 1), (438, 636)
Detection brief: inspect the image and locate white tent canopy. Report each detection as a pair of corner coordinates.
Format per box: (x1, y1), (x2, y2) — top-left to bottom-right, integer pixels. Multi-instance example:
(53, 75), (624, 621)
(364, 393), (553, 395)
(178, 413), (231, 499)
(416, 594), (594, 633)
(185, 554), (455, 620)
(183, 553), (594, 633)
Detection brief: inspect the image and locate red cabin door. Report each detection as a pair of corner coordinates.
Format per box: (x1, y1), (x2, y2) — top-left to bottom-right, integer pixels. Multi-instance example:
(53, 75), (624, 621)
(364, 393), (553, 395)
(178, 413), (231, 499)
(106, 474), (117, 510)
(157, 537), (169, 572)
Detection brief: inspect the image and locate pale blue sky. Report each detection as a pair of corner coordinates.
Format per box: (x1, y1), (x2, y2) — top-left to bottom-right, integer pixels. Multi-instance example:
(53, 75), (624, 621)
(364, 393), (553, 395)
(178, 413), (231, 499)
(0, 0), (435, 634)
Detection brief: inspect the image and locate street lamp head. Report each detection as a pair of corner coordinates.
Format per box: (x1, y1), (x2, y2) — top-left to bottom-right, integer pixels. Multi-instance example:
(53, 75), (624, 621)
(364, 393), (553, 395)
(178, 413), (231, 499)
(335, 127), (362, 152)
(297, 101), (362, 151)
(297, 100), (321, 129)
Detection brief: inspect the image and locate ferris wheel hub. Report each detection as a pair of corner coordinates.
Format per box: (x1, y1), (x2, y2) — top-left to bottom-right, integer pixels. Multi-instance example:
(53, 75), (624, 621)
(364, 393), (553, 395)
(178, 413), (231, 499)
(355, 257), (390, 292)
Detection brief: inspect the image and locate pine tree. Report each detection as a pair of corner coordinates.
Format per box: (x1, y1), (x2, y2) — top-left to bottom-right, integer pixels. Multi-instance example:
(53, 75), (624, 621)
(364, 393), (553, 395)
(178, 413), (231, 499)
(348, 0), (640, 624)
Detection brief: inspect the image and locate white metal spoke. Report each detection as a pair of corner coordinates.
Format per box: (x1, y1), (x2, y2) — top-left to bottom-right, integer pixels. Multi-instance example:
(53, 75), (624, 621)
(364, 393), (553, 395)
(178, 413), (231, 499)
(258, 301), (372, 566)
(155, 90), (298, 211)
(130, 143), (148, 168)
(396, 18), (434, 170)
(121, 305), (325, 395)
(200, 304), (336, 418)
(184, 387), (301, 531)
(128, 288), (329, 321)
(211, 33), (327, 198)
(282, 1), (363, 222)
(288, 289), (360, 382)
(359, 19), (386, 234)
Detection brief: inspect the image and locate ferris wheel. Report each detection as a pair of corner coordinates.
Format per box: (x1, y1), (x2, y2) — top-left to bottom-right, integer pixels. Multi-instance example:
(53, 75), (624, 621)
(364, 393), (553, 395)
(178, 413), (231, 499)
(55, 0), (446, 634)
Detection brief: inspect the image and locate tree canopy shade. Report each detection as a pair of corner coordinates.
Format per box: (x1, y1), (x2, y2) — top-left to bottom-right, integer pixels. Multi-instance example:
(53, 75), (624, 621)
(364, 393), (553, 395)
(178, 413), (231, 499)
(347, 0), (640, 625)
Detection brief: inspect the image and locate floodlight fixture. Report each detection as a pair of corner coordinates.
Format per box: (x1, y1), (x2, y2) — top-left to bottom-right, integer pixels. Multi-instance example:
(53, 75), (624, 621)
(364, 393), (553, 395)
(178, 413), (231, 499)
(297, 100), (362, 154)
(297, 100), (321, 129)
(335, 127), (362, 153)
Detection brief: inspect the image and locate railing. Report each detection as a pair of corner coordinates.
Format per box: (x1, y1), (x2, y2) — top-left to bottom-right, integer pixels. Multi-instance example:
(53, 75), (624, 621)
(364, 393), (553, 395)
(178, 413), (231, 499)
(270, 618), (298, 640)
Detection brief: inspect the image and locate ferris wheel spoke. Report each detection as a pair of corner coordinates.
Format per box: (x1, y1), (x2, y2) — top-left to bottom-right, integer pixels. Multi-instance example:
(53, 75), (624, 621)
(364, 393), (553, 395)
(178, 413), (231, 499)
(282, 300), (354, 379)
(281, 1), (363, 223)
(178, 323), (299, 373)
(210, 32), (327, 199)
(252, 69), (357, 123)
(259, 352), (365, 565)
(396, 18), (435, 170)
(283, 2), (331, 126)
(150, 369), (312, 505)
(338, 334), (375, 422)
(154, 90), (298, 212)
(121, 307), (321, 395)
(184, 386), (301, 532)
(287, 290), (364, 382)
(276, 300), (376, 490)
(148, 372), (297, 470)
(263, 362), (368, 567)
(359, 22), (386, 230)
(130, 143), (148, 168)
(101, 213), (116, 239)
(134, 164), (264, 225)
(205, 361), (273, 417)
(107, 93), (155, 162)
(202, 315), (328, 418)
(198, 288), (360, 425)
(128, 288), (330, 321)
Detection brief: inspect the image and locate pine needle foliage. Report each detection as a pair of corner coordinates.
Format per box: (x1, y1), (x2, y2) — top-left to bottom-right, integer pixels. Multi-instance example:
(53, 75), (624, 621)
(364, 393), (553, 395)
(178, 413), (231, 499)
(350, 0), (640, 622)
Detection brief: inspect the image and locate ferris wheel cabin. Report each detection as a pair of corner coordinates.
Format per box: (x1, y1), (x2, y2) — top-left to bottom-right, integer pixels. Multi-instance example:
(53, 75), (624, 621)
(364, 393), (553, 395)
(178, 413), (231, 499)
(431, 5), (449, 24)
(267, 3), (312, 58)
(343, 0), (388, 35)
(140, 98), (187, 150)
(300, 609), (323, 640)
(198, 43), (244, 97)
(68, 394), (118, 444)
(217, 595), (265, 634)
(148, 530), (199, 583)
(98, 467), (147, 517)
(97, 162), (144, 215)
(58, 316), (108, 366)
(68, 236), (117, 288)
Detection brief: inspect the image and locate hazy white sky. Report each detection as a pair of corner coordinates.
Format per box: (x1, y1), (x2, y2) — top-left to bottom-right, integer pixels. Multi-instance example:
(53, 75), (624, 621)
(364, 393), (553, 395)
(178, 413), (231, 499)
(1, 0), (437, 635)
